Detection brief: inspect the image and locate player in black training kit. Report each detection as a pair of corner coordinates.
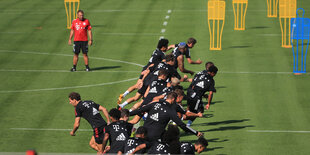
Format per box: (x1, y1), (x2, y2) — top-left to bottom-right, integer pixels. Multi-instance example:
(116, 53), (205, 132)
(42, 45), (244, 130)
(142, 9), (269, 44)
(123, 127), (150, 154)
(102, 108), (132, 154)
(168, 37), (202, 65)
(186, 65), (218, 126)
(129, 92), (203, 142)
(180, 137), (209, 154)
(172, 42), (196, 75)
(117, 39), (169, 105)
(68, 92), (110, 153)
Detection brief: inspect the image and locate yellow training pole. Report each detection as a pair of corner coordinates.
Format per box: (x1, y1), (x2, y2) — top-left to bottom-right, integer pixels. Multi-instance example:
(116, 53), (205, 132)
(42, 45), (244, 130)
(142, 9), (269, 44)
(233, 0), (248, 30)
(64, 0), (80, 29)
(279, 0), (296, 48)
(267, 0), (279, 17)
(208, 0), (226, 50)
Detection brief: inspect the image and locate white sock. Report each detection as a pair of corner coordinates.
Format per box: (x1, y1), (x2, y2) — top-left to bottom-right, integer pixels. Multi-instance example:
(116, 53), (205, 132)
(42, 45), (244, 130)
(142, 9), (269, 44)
(123, 90), (130, 97)
(129, 109), (133, 112)
(120, 101), (128, 108)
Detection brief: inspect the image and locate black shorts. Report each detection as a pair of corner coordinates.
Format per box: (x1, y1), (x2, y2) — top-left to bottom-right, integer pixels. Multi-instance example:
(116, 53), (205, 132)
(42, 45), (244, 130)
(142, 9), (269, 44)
(93, 125), (105, 144)
(73, 41), (88, 54)
(187, 91), (204, 114)
(137, 84), (148, 96)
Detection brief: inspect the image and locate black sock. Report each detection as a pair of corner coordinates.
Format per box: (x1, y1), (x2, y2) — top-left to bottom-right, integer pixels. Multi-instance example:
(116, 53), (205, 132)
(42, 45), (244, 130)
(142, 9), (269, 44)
(73, 65), (76, 69)
(85, 65), (89, 69)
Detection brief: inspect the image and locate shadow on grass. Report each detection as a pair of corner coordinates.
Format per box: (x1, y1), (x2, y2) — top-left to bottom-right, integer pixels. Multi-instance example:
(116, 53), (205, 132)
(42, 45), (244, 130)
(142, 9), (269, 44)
(91, 66), (121, 71)
(228, 45), (252, 49)
(201, 125), (255, 132)
(192, 119), (250, 127)
(248, 26), (270, 29)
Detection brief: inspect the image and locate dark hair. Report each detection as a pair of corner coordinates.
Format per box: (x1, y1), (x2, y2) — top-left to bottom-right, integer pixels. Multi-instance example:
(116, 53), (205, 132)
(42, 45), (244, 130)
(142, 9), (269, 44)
(120, 109), (129, 118)
(157, 38), (169, 49)
(136, 126), (147, 135)
(187, 37), (197, 44)
(174, 89), (185, 97)
(165, 54), (175, 62)
(196, 137), (208, 147)
(205, 62), (214, 70)
(208, 65), (218, 74)
(68, 92), (81, 101)
(77, 10), (84, 14)
(158, 69), (168, 77)
(109, 108), (121, 120)
(166, 92), (177, 100)
(162, 124), (180, 154)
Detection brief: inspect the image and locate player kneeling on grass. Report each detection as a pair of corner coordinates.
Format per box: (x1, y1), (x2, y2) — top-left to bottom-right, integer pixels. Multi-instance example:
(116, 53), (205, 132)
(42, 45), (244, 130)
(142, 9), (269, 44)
(186, 65), (218, 127)
(102, 108), (132, 154)
(180, 137), (209, 154)
(68, 92), (110, 153)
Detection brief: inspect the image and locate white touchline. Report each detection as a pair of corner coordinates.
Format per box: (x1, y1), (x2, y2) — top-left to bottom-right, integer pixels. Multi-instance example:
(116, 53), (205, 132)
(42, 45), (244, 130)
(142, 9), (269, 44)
(100, 32), (163, 36)
(247, 130), (310, 133)
(0, 78), (138, 93)
(0, 50), (144, 67)
(0, 69), (140, 73)
(10, 128), (92, 132)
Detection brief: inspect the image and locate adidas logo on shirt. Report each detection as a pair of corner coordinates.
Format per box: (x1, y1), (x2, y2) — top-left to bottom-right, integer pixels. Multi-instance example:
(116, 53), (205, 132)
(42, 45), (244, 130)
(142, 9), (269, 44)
(93, 107), (99, 116)
(150, 113), (159, 121)
(149, 87), (157, 94)
(116, 133), (126, 141)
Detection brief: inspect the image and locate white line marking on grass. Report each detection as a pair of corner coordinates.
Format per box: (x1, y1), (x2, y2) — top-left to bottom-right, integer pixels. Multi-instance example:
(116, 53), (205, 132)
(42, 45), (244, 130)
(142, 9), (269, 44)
(0, 78), (138, 93)
(163, 21), (168, 26)
(159, 36), (165, 39)
(167, 10), (172, 14)
(100, 32), (162, 36)
(10, 128), (92, 131)
(161, 29), (166, 33)
(165, 15), (170, 19)
(0, 69), (140, 73)
(219, 71), (310, 75)
(0, 50), (144, 67)
(257, 34), (281, 37)
(247, 130), (310, 133)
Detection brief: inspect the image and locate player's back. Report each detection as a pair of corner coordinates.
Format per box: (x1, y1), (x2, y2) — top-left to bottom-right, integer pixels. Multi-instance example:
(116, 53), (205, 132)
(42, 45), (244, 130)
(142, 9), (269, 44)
(147, 141), (170, 154)
(123, 137), (148, 154)
(189, 72), (215, 97)
(180, 142), (195, 154)
(105, 121), (130, 153)
(75, 100), (107, 129)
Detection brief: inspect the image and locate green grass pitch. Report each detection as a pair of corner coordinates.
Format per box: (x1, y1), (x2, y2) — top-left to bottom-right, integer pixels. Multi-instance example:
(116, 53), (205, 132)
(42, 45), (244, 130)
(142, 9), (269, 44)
(0, 0), (310, 154)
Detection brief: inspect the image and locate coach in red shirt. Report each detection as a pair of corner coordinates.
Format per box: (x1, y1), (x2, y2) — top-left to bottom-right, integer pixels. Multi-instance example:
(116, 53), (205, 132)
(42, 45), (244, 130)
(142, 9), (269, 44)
(68, 10), (92, 72)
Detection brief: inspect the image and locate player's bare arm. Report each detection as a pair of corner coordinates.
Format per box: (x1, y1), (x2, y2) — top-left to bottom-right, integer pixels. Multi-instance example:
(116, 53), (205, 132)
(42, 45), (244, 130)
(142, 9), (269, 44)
(178, 55), (194, 75)
(101, 133), (110, 153)
(167, 44), (176, 50)
(128, 115), (142, 124)
(68, 29), (74, 45)
(205, 91), (213, 110)
(88, 29), (92, 46)
(187, 58), (202, 64)
(70, 117), (81, 136)
(99, 105), (110, 124)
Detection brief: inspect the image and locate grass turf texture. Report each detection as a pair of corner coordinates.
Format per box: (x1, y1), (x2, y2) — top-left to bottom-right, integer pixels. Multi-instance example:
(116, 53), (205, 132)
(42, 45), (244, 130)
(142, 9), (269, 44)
(0, 0), (310, 154)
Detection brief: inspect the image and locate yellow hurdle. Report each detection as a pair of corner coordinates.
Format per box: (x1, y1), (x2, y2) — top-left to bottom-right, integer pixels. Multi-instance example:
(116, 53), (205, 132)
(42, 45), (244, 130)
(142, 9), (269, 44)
(64, 0), (80, 29)
(208, 0), (226, 51)
(279, 0), (296, 48)
(267, 0), (279, 17)
(232, 0), (248, 30)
